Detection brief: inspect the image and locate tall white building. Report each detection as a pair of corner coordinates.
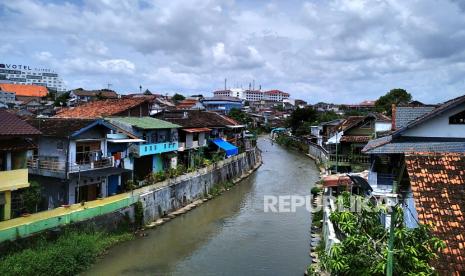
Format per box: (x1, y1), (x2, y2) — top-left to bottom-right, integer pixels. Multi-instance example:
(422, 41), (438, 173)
(213, 88), (290, 102)
(0, 63), (66, 92)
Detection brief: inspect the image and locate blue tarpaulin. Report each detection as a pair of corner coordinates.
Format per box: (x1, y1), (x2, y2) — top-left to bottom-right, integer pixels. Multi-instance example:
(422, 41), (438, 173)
(212, 138), (238, 157)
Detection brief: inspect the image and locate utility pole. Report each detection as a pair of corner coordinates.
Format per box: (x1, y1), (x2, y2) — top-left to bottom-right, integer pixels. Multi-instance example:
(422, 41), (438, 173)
(107, 83), (112, 90)
(386, 206), (397, 276)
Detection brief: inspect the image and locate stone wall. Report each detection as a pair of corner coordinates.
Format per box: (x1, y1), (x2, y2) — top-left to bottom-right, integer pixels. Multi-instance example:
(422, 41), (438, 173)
(137, 148), (261, 223)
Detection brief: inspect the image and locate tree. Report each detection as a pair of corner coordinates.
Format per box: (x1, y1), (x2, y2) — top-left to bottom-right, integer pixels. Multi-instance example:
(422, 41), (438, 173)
(172, 93), (185, 103)
(375, 88), (412, 115)
(53, 91), (70, 107)
(316, 111), (341, 123)
(22, 181), (42, 213)
(228, 108), (251, 125)
(320, 192), (445, 275)
(286, 107), (318, 136)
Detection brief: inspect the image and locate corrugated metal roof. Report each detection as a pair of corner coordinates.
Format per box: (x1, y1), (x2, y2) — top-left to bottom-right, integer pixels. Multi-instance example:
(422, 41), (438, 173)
(108, 117), (180, 129)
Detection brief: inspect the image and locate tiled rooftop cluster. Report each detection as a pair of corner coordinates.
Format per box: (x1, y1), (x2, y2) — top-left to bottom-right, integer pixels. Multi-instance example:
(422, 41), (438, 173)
(405, 153), (465, 275)
(54, 98), (148, 118)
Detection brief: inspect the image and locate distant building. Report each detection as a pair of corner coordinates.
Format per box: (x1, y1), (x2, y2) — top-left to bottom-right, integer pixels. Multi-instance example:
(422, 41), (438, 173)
(343, 100), (376, 111)
(313, 102), (340, 113)
(213, 88), (290, 102)
(0, 83), (48, 98)
(0, 90), (15, 106)
(0, 62), (65, 92)
(263, 90), (290, 102)
(201, 96), (243, 114)
(68, 89), (119, 106)
(176, 98), (205, 110)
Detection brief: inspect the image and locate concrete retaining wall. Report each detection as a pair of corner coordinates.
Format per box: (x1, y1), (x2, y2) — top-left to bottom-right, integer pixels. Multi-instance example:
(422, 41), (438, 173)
(0, 148), (261, 243)
(138, 148), (260, 223)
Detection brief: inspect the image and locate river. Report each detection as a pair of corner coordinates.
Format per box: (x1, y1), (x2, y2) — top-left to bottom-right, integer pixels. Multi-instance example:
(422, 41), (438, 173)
(87, 138), (319, 276)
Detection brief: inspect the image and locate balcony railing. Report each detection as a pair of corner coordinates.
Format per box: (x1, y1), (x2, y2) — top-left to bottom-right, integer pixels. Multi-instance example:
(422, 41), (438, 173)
(27, 156), (114, 177)
(131, 142), (178, 157)
(328, 154), (370, 164)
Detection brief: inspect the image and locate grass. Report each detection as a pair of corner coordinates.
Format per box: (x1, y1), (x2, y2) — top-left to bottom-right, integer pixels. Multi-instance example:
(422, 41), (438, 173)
(0, 229), (133, 276)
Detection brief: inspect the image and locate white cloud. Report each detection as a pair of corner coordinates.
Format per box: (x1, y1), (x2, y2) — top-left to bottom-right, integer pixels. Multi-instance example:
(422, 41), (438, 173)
(2, 0), (465, 103)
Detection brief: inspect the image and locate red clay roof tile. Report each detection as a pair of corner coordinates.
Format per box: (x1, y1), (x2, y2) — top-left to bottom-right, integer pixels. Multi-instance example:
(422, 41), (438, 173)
(0, 83), (48, 97)
(54, 98), (148, 118)
(405, 152), (465, 275)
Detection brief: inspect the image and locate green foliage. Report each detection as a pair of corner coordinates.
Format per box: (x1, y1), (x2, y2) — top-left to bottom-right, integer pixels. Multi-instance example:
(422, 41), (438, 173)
(172, 93), (185, 103)
(21, 181), (42, 214)
(321, 197), (445, 275)
(134, 201), (144, 228)
(228, 108), (252, 124)
(53, 92), (70, 107)
(375, 88), (412, 116)
(123, 179), (136, 191)
(311, 186), (322, 197)
(316, 111), (341, 123)
(312, 209), (323, 228)
(0, 230), (132, 276)
(286, 107), (318, 135)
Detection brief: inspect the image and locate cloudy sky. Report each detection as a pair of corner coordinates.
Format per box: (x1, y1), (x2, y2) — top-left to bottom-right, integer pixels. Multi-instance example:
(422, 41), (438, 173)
(2, 0), (465, 104)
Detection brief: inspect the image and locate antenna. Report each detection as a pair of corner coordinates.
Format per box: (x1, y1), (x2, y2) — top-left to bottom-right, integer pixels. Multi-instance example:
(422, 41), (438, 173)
(107, 83), (112, 90)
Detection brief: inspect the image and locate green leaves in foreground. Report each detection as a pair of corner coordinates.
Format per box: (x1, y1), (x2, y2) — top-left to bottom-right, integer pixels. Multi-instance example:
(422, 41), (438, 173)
(0, 230), (132, 276)
(321, 192), (445, 275)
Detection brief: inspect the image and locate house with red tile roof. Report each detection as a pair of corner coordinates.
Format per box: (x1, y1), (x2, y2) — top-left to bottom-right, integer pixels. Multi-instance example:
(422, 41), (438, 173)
(68, 89), (118, 106)
(26, 117), (139, 208)
(175, 98), (205, 110)
(54, 97), (151, 118)
(360, 94), (465, 274)
(263, 90), (290, 102)
(404, 152), (465, 275)
(0, 109), (41, 220)
(325, 113), (391, 172)
(0, 83), (48, 97)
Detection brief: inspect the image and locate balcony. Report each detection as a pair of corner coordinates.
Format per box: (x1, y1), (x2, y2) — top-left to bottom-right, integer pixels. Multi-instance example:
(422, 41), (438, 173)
(328, 154), (370, 166)
(131, 142), (178, 157)
(27, 156), (114, 178)
(0, 169), (30, 192)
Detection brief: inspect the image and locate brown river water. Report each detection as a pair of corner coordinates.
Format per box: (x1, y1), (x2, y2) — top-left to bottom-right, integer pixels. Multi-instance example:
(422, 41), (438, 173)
(86, 137), (319, 276)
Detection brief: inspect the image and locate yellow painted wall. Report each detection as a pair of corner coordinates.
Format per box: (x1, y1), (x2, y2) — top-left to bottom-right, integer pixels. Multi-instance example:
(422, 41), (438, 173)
(0, 169), (30, 192)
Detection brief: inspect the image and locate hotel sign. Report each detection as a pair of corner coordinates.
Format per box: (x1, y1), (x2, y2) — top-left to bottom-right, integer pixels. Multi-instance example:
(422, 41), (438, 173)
(0, 63), (53, 73)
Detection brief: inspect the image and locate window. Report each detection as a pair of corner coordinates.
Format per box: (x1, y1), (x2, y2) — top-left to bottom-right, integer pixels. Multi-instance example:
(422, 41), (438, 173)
(449, 110), (465, 124)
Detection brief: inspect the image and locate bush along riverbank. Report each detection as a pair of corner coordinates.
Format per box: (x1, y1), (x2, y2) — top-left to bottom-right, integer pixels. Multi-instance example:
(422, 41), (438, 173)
(274, 135), (309, 153)
(0, 227), (133, 276)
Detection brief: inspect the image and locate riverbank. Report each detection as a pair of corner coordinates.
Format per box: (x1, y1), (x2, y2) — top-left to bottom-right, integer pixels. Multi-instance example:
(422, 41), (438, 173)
(87, 137), (317, 275)
(0, 228), (133, 276)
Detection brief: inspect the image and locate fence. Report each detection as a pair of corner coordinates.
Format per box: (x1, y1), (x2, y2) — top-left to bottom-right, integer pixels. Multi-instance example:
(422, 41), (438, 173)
(322, 190), (340, 253)
(0, 148), (260, 243)
(308, 142), (329, 164)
